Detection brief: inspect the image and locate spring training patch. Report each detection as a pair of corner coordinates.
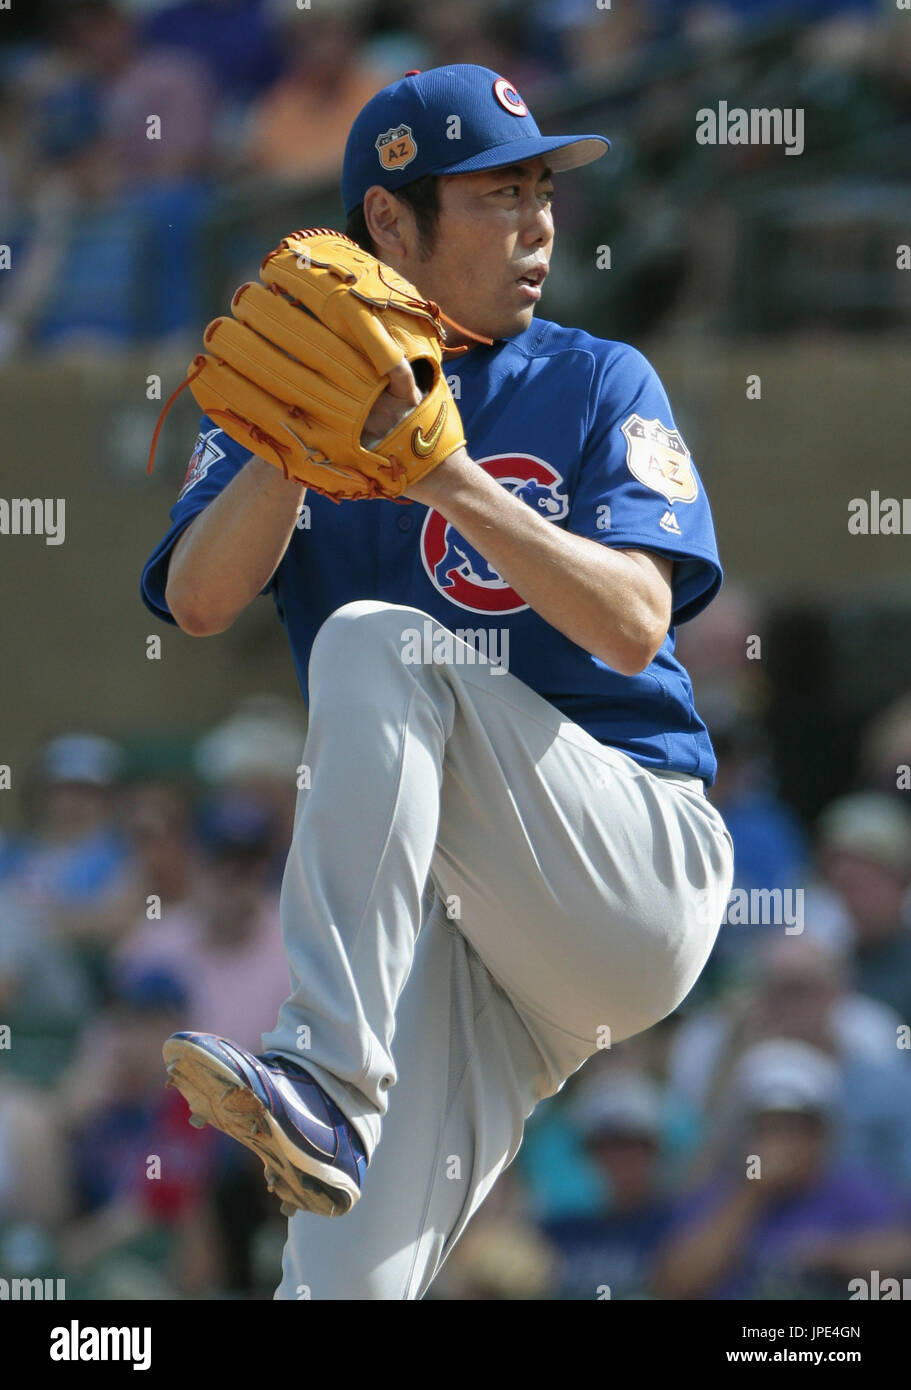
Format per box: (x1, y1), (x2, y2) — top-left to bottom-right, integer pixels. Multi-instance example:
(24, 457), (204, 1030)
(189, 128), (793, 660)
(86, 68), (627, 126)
(620, 415), (697, 505)
(375, 124), (417, 173)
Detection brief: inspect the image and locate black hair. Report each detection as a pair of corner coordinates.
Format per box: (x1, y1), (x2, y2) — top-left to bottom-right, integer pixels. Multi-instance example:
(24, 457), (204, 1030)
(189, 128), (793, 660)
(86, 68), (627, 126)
(345, 174), (441, 258)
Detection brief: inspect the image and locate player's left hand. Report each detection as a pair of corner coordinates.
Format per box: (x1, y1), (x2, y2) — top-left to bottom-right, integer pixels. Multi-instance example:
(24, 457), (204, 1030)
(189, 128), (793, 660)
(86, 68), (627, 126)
(181, 229), (476, 503)
(361, 359), (423, 448)
(363, 358), (470, 506)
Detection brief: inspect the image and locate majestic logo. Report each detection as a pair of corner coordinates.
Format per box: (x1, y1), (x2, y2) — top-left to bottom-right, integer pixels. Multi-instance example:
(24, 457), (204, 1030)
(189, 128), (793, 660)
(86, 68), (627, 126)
(493, 77), (528, 117)
(620, 414), (697, 505)
(179, 427), (225, 499)
(421, 454), (568, 613)
(375, 124), (417, 172)
(412, 402), (447, 458)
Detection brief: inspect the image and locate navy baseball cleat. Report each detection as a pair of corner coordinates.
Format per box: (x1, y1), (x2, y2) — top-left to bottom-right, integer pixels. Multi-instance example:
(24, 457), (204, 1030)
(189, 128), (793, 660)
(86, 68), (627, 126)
(162, 1031), (368, 1218)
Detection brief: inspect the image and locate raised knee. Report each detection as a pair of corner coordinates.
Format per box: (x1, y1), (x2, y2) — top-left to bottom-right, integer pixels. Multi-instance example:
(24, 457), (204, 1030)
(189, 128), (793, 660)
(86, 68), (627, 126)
(321, 599), (400, 631)
(309, 601), (432, 677)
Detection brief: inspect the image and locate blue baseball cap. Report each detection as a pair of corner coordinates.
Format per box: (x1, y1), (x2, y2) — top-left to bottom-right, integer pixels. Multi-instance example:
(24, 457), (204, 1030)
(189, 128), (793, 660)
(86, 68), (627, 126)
(342, 64), (610, 217)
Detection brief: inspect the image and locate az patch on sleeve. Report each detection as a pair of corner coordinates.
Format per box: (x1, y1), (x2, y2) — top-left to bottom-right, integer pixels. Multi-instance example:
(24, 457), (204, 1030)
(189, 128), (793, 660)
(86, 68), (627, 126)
(621, 414), (697, 504)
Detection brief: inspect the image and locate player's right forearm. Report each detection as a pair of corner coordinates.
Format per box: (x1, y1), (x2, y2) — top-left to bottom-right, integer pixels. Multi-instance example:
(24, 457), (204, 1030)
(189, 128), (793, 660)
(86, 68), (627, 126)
(165, 456), (305, 635)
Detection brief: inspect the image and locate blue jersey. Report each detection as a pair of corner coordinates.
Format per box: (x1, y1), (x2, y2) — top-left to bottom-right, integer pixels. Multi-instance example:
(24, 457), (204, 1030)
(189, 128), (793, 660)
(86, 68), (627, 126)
(141, 318), (723, 783)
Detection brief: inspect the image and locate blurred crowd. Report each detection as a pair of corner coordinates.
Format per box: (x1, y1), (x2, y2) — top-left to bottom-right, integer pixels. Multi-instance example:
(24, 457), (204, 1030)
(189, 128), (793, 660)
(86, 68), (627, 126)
(2, 593), (911, 1299)
(2, 0), (910, 1305)
(0, 696), (304, 1296)
(1, 0), (909, 353)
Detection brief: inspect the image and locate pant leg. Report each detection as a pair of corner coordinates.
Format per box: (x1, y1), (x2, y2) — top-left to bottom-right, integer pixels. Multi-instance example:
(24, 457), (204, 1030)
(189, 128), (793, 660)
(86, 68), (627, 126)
(261, 599), (733, 1158)
(274, 890), (555, 1301)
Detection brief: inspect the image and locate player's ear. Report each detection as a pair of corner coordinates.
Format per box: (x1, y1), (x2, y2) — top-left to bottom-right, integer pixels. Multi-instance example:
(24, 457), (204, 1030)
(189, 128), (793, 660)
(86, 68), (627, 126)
(364, 186), (415, 266)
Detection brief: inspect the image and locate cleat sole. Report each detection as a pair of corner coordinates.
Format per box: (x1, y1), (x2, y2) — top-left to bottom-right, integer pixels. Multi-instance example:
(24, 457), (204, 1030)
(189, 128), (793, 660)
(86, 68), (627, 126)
(161, 1037), (360, 1218)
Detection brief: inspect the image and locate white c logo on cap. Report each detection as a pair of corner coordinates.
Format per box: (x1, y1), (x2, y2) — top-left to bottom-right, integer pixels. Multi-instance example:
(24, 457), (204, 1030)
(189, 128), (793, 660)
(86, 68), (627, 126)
(493, 77), (528, 117)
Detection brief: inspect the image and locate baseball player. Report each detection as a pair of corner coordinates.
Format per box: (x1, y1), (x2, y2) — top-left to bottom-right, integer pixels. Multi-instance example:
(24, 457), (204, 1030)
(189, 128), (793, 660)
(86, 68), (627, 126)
(141, 64), (734, 1300)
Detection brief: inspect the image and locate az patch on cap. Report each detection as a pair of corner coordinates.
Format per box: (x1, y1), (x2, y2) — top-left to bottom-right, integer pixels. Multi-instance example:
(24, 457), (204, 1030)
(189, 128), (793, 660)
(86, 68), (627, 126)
(375, 124), (417, 172)
(621, 414), (697, 504)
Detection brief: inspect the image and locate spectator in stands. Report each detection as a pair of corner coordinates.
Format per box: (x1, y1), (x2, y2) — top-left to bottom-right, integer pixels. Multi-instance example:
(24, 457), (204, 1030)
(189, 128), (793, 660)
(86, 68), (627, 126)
(673, 584), (767, 725)
(55, 965), (224, 1295)
(857, 692), (911, 798)
(115, 790), (290, 1053)
(0, 50), (100, 356)
(53, 0), (216, 188)
(668, 935), (911, 1189)
(425, 1170), (556, 1300)
(525, 0), (657, 76)
(4, 734), (130, 920)
(410, 0), (540, 86)
(816, 792), (911, 1022)
(0, 883), (96, 1049)
(141, 0), (281, 104)
(6, 777), (200, 972)
(654, 0), (880, 42)
(517, 1035), (701, 1223)
(701, 696), (809, 935)
(673, 589), (809, 985)
(9, 0), (217, 347)
(119, 779), (199, 925)
(192, 694), (307, 879)
(654, 1039), (911, 1299)
(0, 1059), (72, 1230)
(674, 588), (776, 798)
(243, 7), (390, 185)
(540, 1073), (677, 1299)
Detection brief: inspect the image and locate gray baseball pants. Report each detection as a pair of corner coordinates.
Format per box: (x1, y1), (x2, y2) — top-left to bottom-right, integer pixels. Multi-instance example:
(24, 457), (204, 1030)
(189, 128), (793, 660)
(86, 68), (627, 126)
(259, 600), (734, 1299)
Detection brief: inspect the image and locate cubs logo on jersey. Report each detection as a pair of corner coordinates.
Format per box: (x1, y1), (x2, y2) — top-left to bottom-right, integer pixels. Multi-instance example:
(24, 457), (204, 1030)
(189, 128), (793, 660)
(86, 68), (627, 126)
(420, 454), (568, 614)
(621, 414), (697, 505)
(179, 427), (225, 499)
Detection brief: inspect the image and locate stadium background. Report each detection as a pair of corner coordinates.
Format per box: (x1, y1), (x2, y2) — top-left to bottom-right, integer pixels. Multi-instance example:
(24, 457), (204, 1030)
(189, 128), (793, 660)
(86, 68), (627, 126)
(2, 0), (911, 1299)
